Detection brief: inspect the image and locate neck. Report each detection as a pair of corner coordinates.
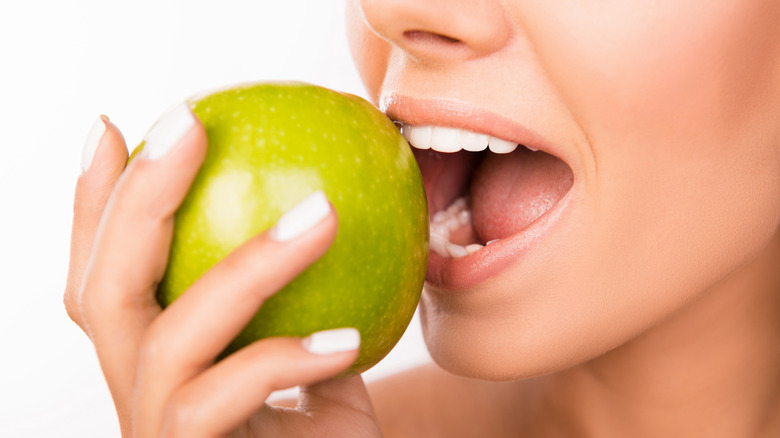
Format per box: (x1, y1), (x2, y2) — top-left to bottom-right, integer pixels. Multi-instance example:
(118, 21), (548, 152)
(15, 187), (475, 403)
(534, 235), (780, 438)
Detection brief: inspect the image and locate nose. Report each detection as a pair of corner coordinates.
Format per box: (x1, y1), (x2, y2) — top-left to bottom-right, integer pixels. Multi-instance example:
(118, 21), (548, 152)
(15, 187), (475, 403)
(357, 0), (511, 62)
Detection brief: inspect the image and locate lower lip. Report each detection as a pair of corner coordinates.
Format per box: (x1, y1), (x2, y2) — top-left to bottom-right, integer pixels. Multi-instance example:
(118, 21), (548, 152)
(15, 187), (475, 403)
(424, 193), (573, 291)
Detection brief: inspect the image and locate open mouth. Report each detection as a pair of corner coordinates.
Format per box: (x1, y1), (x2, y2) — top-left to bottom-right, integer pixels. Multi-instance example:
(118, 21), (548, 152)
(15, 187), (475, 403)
(401, 122), (574, 284)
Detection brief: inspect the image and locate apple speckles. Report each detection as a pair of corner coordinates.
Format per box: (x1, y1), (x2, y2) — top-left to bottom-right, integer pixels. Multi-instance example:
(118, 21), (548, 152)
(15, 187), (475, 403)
(162, 82), (427, 374)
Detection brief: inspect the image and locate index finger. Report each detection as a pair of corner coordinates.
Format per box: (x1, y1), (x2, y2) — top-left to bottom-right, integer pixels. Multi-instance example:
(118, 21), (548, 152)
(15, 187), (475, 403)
(64, 116), (128, 329)
(78, 104), (207, 432)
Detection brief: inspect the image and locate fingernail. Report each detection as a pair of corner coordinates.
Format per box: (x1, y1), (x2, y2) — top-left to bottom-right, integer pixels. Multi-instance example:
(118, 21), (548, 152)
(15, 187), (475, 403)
(141, 103), (195, 160)
(269, 190), (331, 241)
(81, 115), (108, 172)
(303, 328), (361, 355)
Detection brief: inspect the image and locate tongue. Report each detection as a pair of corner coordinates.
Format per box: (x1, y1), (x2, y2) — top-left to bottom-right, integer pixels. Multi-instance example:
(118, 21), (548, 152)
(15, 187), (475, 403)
(469, 149), (573, 244)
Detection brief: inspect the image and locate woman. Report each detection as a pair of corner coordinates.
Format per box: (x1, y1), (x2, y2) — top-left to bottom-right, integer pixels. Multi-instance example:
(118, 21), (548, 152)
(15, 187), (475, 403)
(65, 0), (780, 436)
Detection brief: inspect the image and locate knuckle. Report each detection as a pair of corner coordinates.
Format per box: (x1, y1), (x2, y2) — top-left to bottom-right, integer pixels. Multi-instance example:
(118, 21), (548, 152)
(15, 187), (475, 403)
(245, 340), (299, 392)
(161, 388), (205, 437)
(138, 322), (171, 366)
(65, 277), (107, 337)
(75, 281), (105, 324)
(217, 237), (272, 285)
(216, 251), (250, 280)
(63, 288), (83, 328)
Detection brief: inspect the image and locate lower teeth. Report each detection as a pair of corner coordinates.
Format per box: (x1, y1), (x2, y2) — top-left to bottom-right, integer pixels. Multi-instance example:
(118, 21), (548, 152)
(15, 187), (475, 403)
(429, 196), (489, 259)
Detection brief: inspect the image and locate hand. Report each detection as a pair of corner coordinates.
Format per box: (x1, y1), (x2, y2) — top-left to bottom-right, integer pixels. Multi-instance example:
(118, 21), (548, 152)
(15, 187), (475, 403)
(64, 108), (382, 437)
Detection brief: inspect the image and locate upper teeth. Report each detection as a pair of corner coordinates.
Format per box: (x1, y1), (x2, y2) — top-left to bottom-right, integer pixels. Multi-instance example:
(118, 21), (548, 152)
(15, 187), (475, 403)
(401, 123), (536, 153)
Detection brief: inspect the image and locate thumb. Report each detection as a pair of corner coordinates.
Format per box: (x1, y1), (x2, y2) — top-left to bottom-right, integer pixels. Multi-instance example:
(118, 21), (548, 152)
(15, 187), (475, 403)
(299, 375), (378, 421)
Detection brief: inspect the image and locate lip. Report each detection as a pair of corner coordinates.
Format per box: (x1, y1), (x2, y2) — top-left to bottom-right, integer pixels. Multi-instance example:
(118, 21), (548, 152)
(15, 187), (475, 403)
(381, 93), (572, 166)
(382, 93), (575, 291)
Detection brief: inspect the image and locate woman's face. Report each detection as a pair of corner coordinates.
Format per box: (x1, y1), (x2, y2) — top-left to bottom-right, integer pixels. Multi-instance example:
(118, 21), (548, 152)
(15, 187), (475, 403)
(346, 0), (780, 379)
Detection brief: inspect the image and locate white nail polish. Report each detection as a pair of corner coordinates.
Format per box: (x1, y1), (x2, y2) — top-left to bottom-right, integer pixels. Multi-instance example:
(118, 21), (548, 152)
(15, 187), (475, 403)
(141, 103), (195, 160)
(303, 328), (361, 355)
(269, 190), (331, 241)
(81, 116), (107, 172)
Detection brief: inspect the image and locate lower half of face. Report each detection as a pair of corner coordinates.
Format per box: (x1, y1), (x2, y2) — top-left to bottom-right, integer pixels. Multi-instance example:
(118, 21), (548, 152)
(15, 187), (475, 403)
(347, 0), (780, 380)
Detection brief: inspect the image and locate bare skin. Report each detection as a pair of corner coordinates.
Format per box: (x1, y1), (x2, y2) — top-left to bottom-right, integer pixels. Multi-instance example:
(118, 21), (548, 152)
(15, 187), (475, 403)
(366, 233), (780, 437)
(66, 117), (380, 437)
(351, 0), (780, 436)
(66, 0), (780, 436)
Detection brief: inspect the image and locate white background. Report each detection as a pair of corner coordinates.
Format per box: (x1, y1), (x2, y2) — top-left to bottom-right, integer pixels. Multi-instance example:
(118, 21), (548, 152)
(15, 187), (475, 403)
(0, 1), (430, 436)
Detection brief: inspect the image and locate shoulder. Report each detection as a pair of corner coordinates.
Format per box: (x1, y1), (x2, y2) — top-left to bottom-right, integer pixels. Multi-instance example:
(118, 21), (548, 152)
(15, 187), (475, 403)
(366, 363), (457, 438)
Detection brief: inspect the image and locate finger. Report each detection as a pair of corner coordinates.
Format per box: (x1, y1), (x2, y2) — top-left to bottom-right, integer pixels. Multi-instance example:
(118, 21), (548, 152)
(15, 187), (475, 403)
(79, 104), (206, 428)
(133, 192), (337, 436)
(141, 191), (337, 370)
(64, 115), (127, 329)
(158, 330), (360, 437)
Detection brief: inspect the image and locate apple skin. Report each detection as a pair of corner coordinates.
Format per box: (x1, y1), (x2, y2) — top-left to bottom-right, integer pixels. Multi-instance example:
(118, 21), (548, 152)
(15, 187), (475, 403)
(151, 82), (428, 374)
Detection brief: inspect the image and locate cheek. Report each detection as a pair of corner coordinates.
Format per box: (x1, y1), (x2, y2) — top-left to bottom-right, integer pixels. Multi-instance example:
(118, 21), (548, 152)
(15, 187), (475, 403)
(525, 1), (780, 127)
(345, 0), (390, 103)
(523, 0), (780, 185)
(529, 0), (780, 279)
(420, 1), (780, 380)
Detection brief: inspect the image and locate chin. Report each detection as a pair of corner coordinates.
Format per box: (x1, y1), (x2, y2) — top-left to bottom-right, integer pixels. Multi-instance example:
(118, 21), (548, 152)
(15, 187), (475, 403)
(417, 279), (610, 382)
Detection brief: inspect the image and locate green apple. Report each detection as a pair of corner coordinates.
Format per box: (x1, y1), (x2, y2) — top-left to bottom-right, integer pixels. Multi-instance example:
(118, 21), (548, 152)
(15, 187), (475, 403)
(145, 82), (428, 374)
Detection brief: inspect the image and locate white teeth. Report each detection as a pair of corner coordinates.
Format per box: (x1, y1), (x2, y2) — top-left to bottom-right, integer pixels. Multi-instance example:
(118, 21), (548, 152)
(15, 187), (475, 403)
(428, 196), (491, 259)
(465, 244), (484, 254)
(431, 210), (448, 224)
(457, 209), (471, 225)
(447, 197), (468, 215)
(446, 242), (468, 258)
(401, 123), (527, 154)
(430, 235), (448, 257)
(430, 126), (462, 153)
(430, 223), (450, 239)
(461, 130), (490, 152)
(488, 137), (518, 154)
(400, 122), (529, 258)
(406, 125), (432, 150)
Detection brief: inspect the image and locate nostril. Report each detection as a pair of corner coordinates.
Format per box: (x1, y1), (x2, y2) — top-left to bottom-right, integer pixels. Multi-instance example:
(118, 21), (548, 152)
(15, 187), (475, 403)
(356, 0), (511, 60)
(403, 30), (463, 46)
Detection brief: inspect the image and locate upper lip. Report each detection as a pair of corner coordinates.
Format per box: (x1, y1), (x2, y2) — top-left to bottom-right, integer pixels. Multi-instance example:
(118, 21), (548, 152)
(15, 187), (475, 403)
(380, 92), (569, 164)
